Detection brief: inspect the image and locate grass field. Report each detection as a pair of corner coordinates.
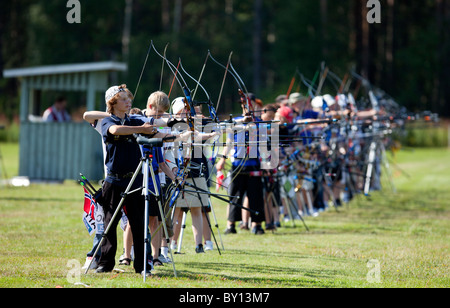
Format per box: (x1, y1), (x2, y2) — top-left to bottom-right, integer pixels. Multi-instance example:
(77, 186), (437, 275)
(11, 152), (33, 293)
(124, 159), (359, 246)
(0, 142), (449, 288)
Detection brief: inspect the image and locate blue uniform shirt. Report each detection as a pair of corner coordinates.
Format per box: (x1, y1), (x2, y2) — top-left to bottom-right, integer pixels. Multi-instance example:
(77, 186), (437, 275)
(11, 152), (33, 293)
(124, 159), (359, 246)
(228, 116), (261, 168)
(102, 114), (145, 187)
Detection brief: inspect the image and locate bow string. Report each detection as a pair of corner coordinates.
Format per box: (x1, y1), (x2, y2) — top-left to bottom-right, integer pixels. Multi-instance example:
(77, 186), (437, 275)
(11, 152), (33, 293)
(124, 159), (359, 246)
(150, 41), (197, 210)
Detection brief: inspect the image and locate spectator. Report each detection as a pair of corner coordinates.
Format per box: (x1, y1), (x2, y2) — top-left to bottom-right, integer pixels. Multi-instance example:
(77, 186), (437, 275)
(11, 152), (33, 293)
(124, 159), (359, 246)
(43, 96), (71, 122)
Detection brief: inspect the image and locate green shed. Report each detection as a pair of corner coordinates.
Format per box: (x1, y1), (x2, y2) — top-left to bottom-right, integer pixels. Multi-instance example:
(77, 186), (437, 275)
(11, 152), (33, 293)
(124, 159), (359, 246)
(3, 61), (127, 181)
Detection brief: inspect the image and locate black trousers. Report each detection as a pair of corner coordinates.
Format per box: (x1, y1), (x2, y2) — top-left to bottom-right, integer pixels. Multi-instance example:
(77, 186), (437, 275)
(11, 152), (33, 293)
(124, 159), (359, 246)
(98, 181), (146, 273)
(227, 167), (265, 223)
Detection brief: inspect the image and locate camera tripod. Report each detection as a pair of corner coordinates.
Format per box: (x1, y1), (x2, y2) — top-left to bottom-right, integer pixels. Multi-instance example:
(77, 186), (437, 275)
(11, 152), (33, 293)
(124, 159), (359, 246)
(173, 162), (224, 255)
(84, 135), (177, 281)
(363, 133), (395, 196)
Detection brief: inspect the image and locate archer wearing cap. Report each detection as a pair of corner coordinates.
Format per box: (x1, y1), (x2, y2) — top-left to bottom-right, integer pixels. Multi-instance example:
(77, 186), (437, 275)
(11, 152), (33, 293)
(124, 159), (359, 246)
(96, 84), (159, 275)
(275, 105), (294, 124)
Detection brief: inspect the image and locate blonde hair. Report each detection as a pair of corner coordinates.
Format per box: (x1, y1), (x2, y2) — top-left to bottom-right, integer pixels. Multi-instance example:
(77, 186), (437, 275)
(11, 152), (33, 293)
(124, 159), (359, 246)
(106, 84), (134, 114)
(147, 91), (170, 112)
(129, 107), (142, 115)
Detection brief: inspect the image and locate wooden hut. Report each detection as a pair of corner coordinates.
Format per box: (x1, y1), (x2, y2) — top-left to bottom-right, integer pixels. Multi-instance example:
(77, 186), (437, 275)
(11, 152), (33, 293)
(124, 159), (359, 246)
(3, 61), (127, 181)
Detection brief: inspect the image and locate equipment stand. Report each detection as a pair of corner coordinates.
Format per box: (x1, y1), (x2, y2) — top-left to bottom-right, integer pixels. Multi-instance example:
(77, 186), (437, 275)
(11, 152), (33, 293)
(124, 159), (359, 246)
(85, 137), (177, 281)
(143, 147), (177, 279)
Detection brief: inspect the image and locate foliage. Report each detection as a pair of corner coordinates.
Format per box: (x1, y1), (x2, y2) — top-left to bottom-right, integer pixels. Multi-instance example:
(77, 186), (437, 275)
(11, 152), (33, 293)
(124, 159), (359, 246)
(1, 0), (449, 120)
(396, 122), (449, 148)
(0, 122), (20, 143)
(403, 127), (448, 148)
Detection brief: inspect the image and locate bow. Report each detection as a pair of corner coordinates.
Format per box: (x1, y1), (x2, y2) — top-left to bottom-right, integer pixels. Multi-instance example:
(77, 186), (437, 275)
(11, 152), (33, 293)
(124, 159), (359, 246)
(229, 62), (255, 120)
(150, 42), (198, 211)
(179, 56), (218, 124)
(131, 41), (153, 104)
(208, 51), (260, 186)
(179, 55), (223, 185)
(208, 51), (256, 120)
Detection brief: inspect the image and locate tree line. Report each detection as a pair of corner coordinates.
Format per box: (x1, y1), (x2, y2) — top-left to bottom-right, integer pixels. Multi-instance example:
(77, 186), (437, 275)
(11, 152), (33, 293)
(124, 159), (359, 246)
(1, 0), (449, 120)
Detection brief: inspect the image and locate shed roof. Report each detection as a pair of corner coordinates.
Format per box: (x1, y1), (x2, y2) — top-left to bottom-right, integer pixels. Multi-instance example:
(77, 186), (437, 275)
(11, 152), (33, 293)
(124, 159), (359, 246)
(3, 61), (127, 78)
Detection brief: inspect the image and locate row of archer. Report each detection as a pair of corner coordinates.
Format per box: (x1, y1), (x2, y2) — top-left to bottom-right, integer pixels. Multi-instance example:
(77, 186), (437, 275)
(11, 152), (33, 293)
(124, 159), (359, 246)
(77, 42), (425, 279)
(202, 60), (416, 234)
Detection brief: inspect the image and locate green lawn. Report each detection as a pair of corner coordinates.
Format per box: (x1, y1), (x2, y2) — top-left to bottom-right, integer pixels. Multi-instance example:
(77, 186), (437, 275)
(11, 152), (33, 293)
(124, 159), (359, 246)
(0, 143), (449, 288)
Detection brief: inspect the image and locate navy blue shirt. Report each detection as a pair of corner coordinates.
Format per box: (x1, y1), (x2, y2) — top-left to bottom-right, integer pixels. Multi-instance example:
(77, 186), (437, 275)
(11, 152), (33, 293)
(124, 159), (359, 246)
(102, 114), (144, 187)
(228, 116), (261, 168)
(301, 109), (319, 119)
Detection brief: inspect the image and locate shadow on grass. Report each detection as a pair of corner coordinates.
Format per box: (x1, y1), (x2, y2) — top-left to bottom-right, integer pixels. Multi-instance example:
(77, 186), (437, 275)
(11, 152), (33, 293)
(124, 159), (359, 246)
(148, 248), (347, 287)
(169, 261), (340, 287)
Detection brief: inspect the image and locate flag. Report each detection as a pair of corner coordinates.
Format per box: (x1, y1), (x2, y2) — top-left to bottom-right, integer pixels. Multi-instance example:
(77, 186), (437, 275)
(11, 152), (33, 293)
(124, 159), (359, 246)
(216, 170), (224, 192)
(82, 187), (96, 235)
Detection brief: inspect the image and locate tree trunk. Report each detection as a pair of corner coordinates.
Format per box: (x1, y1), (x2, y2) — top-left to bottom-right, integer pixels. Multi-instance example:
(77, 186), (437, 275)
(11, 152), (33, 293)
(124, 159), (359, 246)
(173, 0), (182, 35)
(122, 0), (133, 77)
(361, 2), (370, 78)
(320, 0), (328, 59)
(385, 0), (394, 89)
(161, 0), (170, 33)
(252, 0), (263, 93)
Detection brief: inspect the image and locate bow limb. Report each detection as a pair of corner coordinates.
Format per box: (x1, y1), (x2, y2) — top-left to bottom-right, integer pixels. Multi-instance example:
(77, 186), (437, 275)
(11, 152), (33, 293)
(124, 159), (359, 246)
(286, 70), (297, 98)
(215, 51), (233, 113)
(168, 59), (181, 99)
(179, 57), (227, 186)
(132, 41), (153, 103)
(159, 43), (169, 91)
(229, 62), (254, 119)
(192, 52), (210, 101)
(209, 51), (246, 103)
(208, 52), (254, 183)
(178, 58), (227, 194)
(178, 58), (217, 123)
(208, 52), (254, 121)
(151, 42), (197, 210)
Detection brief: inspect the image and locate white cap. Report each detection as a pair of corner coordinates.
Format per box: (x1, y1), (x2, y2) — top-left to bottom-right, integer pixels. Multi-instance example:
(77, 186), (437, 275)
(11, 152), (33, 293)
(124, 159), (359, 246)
(311, 96), (323, 109)
(171, 97), (186, 115)
(323, 94), (335, 107)
(105, 85), (125, 103)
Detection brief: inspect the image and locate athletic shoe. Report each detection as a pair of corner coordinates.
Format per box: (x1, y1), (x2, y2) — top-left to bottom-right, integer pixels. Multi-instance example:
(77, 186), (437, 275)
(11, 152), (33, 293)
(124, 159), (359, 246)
(82, 257), (98, 270)
(224, 225), (237, 234)
(204, 240), (214, 251)
(265, 223), (276, 231)
(159, 254), (172, 264)
(251, 225), (265, 235)
(195, 244), (205, 253)
(95, 266), (112, 273)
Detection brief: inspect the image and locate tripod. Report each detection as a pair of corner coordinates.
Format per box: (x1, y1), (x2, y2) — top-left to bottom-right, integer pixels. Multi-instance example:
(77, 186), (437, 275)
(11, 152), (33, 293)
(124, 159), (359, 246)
(173, 163), (223, 255)
(85, 136), (177, 281)
(280, 172), (309, 231)
(363, 140), (377, 196)
(363, 133), (395, 196)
